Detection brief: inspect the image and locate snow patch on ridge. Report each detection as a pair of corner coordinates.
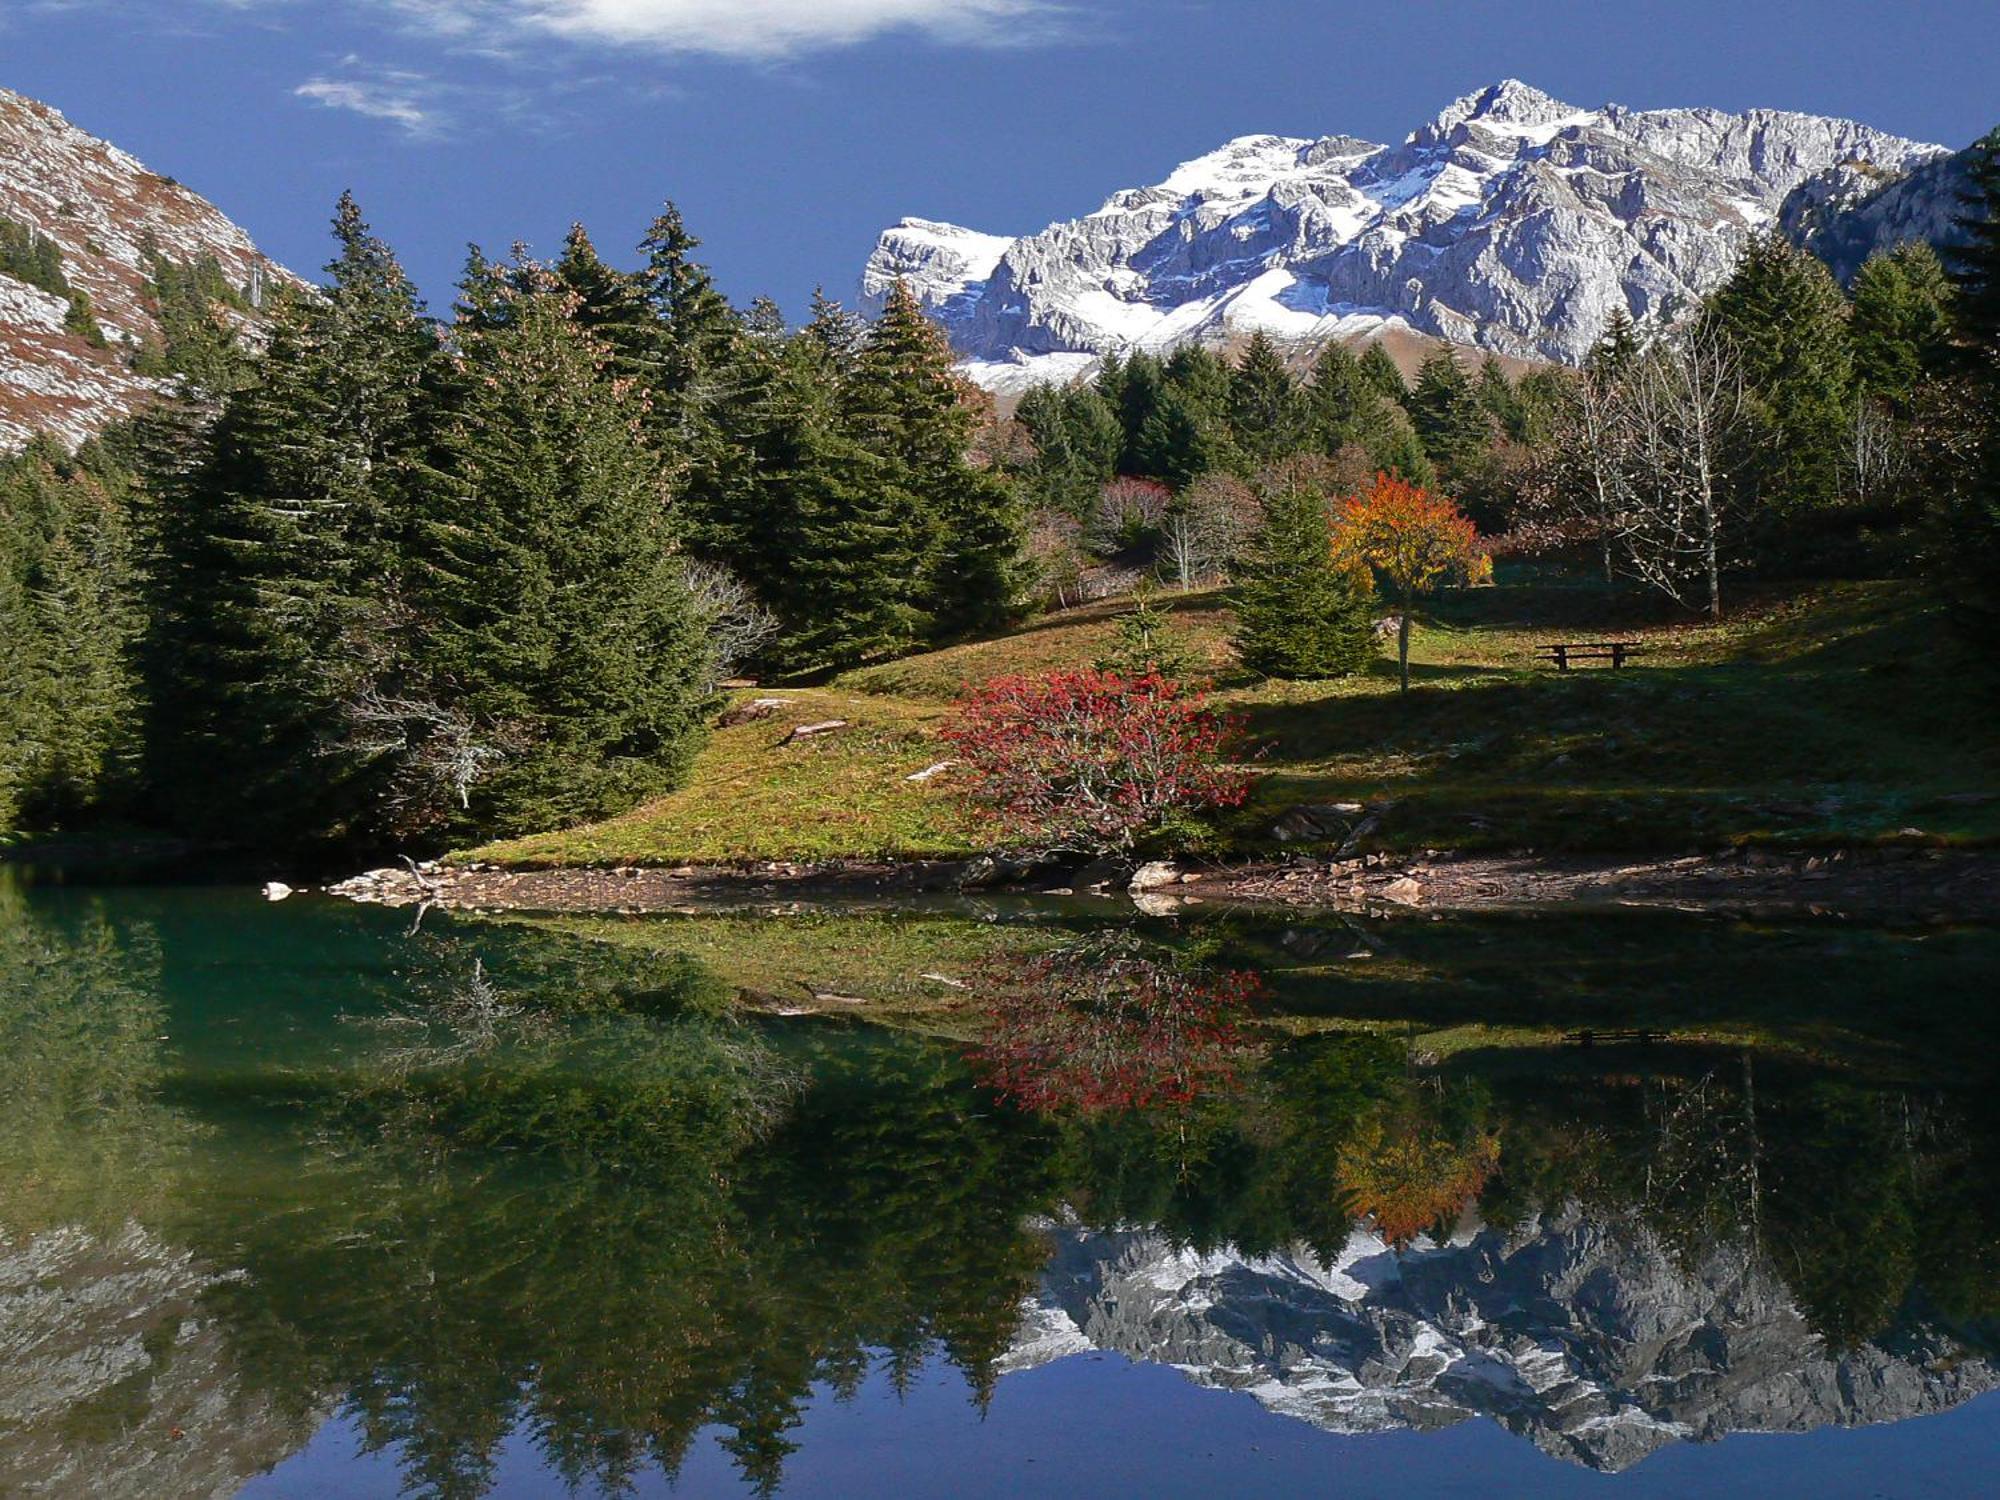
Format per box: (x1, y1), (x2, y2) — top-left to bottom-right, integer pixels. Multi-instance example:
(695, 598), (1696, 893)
(861, 79), (1945, 391)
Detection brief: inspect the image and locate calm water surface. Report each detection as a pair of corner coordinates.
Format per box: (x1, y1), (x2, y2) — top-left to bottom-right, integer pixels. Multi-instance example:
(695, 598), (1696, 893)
(2, 874), (1996, 1497)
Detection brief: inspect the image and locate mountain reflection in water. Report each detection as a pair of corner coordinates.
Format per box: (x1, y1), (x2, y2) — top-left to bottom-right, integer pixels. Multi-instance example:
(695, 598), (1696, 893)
(1, 875), (1996, 1497)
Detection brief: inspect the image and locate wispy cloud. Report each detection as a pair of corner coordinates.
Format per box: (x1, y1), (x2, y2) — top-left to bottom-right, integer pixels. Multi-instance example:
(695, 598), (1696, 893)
(503, 1), (1068, 58)
(294, 63), (444, 137)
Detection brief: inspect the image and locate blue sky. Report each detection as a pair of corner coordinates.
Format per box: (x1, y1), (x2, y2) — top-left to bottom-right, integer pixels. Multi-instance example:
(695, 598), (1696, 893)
(2, 1), (1996, 318)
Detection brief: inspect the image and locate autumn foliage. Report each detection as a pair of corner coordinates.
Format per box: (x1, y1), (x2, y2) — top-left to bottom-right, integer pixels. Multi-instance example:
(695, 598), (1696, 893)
(940, 669), (1248, 854)
(973, 938), (1257, 1117)
(1331, 472), (1487, 691)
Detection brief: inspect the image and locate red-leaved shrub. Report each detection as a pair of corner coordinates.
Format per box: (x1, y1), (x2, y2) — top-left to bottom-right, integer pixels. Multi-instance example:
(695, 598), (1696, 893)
(940, 669), (1247, 854)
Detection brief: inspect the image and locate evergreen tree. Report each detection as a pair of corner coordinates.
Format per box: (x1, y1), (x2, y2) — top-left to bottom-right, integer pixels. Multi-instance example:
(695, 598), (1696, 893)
(1705, 230), (1856, 511)
(639, 202), (741, 430)
(1015, 383), (1120, 517)
(1133, 390), (1219, 489)
(555, 223), (657, 385)
(1591, 309), (1640, 375)
(1160, 344), (1239, 474)
(1475, 354), (1526, 440)
(143, 193), (440, 845)
(1110, 352), (1166, 476)
(410, 266), (712, 836)
(1947, 127), (2000, 356)
(1357, 342), (1409, 404)
(1232, 475), (1377, 679)
(1306, 343), (1431, 481)
(1409, 347), (1493, 488)
(0, 438), (142, 826)
(770, 423), (934, 669)
(1228, 332), (1308, 464)
(729, 330), (934, 670)
(1850, 243), (1955, 410)
(1934, 128), (2000, 635)
(851, 281), (1024, 640)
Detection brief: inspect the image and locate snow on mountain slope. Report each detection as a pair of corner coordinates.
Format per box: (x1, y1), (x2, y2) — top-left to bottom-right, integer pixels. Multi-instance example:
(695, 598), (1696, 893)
(1002, 1214), (1998, 1471)
(862, 80), (1945, 393)
(0, 85), (292, 448)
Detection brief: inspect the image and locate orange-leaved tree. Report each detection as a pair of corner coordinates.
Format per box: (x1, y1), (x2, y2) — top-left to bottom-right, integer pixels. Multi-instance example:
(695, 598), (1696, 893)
(1332, 473), (1485, 693)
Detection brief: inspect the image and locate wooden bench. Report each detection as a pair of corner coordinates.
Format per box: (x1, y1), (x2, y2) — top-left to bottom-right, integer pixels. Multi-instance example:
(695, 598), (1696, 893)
(1536, 641), (1643, 671)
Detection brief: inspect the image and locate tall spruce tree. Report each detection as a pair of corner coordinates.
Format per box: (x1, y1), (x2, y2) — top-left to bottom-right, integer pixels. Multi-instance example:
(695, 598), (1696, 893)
(1232, 475), (1377, 679)
(1409, 347), (1493, 489)
(1935, 128), (2000, 635)
(411, 264), (712, 836)
(1705, 231), (1856, 511)
(1229, 332), (1308, 465)
(143, 193), (439, 845)
(1016, 382), (1120, 517)
(1306, 343), (1432, 481)
(850, 280), (1023, 640)
(0, 438), (142, 826)
(1358, 342), (1409, 404)
(1948, 128), (2000, 356)
(1850, 243), (1956, 410)
(554, 223), (657, 384)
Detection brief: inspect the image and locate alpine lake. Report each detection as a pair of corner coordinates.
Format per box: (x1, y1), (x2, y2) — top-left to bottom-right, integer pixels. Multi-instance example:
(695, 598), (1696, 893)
(3, 867), (1997, 1498)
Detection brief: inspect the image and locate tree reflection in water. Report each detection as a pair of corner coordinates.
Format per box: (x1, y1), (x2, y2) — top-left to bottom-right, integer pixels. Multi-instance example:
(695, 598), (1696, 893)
(1, 887), (1997, 1496)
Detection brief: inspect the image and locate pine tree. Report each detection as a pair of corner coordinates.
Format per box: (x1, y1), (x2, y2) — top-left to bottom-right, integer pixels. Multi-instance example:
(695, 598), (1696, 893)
(1705, 230), (1856, 511)
(1476, 354), (1525, 440)
(1591, 309), (1640, 375)
(1409, 347), (1492, 488)
(1134, 391), (1218, 489)
(555, 223), (657, 384)
(639, 202), (740, 428)
(1228, 332), (1308, 464)
(1016, 382), (1119, 517)
(0, 438), (143, 827)
(411, 265), (711, 836)
(850, 281), (1024, 640)
(1232, 475), (1377, 679)
(1358, 342), (1409, 404)
(1947, 128), (2000, 357)
(1934, 129), (2000, 636)
(1307, 343), (1432, 481)
(772, 425), (934, 670)
(1110, 351), (1165, 476)
(1850, 243), (1956, 410)
(143, 193), (440, 845)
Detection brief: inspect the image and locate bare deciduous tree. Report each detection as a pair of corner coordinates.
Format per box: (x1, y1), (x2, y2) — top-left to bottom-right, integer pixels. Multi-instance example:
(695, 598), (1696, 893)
(1614, 323), (1757, 618)
(680, 558), (780, 691)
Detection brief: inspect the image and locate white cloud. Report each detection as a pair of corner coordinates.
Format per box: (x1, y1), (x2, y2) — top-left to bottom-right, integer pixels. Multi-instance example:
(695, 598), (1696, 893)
(294, 72), (442, 136)
(401, 1), (1065, 59)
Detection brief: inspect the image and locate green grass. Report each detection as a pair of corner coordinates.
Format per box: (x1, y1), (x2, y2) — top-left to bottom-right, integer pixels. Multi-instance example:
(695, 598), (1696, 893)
(466, 571), (2000, 868)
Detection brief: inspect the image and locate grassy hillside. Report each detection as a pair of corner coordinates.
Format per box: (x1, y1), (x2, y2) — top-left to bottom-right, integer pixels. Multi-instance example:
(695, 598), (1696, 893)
(469, 569), (2000, 869)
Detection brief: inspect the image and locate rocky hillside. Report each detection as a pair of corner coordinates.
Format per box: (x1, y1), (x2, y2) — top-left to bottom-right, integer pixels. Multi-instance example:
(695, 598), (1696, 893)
(1003, 1214), (1996, 1470)
(1780, 142), (1981, 285)
(0, 86), (289, 449)
(864, 81), (1944, 393)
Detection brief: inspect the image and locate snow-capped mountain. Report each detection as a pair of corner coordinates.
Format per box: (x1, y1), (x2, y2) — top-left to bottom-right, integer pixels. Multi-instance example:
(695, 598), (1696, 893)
(1002, 1214), (1996, 1471)
(862, 81), (1946, 393)
(0, 86), (290, 449)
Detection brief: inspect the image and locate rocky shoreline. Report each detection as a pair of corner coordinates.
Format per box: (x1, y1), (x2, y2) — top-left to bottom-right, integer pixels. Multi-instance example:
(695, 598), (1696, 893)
(320, 843), (2000, 920)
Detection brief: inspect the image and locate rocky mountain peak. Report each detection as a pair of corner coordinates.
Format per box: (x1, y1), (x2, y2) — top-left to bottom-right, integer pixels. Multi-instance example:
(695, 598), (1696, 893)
(0, 84), (293, 448)
(861, 81), (1946, 394)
